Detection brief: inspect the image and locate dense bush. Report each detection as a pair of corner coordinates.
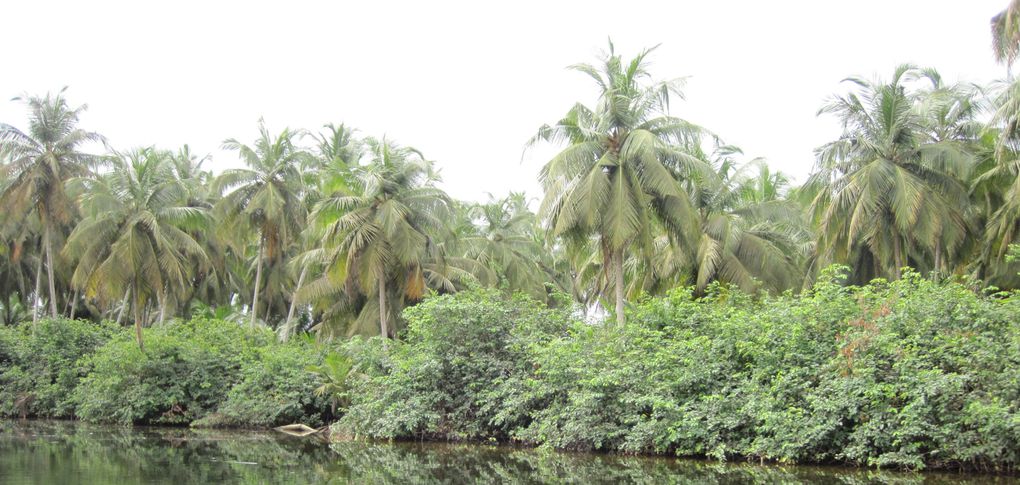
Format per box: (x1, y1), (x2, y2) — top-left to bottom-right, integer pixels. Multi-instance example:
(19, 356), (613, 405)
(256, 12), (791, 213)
(339, 271), (1020, 471)
(337, 289), (573, 441)
(205, 338), (334, 428)
(71, 318), (337, 427)
(0, 316), (337, 427)
(73, 318), (273, 424)
(0, 319), (118, 418)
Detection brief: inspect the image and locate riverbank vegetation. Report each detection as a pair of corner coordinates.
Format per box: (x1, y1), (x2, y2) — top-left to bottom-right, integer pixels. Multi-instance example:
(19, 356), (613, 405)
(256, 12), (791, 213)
(0, 272), (1017, 471)
(2, 3), (1020, 473)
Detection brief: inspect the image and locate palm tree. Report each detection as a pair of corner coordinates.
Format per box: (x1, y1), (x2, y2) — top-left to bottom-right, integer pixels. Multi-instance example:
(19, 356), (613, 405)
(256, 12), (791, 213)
(993, 0), (1020, 70)
(63, 148), (207, 350)
(0, 89), (102, 319)
(459, 193), (559, 300)
(808, 65), (973, 281)
(530, 42), (708, 327)
(306, 138), (453, 338)
(216, 120), (308, 327)
(679, 149), (807, 292)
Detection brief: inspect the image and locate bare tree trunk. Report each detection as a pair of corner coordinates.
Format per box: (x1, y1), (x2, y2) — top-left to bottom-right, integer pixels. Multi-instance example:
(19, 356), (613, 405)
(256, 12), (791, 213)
(283, 265), (308, 341)
(378, 276), (388, 339)
(32, 255), (42, 326)
(44, 224), (58, 318)
(250, 239), (264, 328)
(614, 248), (625, 328)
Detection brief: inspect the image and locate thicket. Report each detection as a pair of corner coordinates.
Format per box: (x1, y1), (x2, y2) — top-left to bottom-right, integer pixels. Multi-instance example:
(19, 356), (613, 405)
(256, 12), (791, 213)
(336, 270), (1020, 471)
(1, 268), (1017, 471)
(0, 318), (336, 427)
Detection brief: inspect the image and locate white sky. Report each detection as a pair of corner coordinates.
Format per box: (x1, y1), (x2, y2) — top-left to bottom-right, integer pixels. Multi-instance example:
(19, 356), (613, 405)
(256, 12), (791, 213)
(0, 0), (1008, 203)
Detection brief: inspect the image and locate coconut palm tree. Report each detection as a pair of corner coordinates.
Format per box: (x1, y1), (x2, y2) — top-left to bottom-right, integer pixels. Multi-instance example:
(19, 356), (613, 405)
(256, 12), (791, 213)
(305, 138), (454, 338)
(0, 89), (102, 319)
(993, 0), (1020, 70)
(530, 41), (708, 327)
(808, 65), (973, 281)
(63, 148), (207, 350)
(459, 193), (559, 300)
(216, 120), (308, 327)
(679, 149), (808, 293)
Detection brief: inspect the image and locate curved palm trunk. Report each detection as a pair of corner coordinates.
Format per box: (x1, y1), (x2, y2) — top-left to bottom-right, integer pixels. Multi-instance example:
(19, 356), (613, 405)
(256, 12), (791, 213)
(44, 224), (58, 318)
(614, 248), (625, 328)
(250, 238), (265, 328)
(378, 276), (388, 339)
(283, 265), (308, 341)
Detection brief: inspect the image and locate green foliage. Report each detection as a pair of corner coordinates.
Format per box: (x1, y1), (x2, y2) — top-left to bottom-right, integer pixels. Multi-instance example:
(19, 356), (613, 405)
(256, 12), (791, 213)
(306, 351), (355, 415)
(73, 318), (267, 424)
(0, 319), (118, 418)
(0, 316), (339, 427)
(337, 289), (574, 441)
(339, 272), (1020, 471)
(209, 339), (333, 428)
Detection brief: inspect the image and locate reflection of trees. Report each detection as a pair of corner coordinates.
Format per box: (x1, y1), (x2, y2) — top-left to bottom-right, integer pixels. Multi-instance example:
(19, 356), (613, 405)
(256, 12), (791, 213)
(0, 421), (1001, 484)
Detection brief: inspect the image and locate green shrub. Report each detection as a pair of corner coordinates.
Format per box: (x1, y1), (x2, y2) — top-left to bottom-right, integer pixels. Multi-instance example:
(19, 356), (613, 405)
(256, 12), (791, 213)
(207, 339), (333, 428)
(339, 270), (1020, 471)
(0, 319), (119, 418)
(73, 318), (273, 424)
(337, 289), (574, 440)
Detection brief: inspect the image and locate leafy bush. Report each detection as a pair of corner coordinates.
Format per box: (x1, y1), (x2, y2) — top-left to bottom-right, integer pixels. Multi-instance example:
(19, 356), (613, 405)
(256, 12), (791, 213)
(73, 318), (274, 424)
(0, 319), (118, 418)
(206, 338), (333, 428)
(339, 271), (1020, 471)
(337, 289), (574, 440)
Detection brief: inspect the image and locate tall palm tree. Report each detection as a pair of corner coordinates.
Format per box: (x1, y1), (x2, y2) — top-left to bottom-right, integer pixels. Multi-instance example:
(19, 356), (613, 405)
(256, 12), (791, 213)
(216, 120), (308, 327)
(530, 41), (708, 327)
(0, 89), (102, 319)
(63, 148), (207, 350)
(306, 138), (454, 338)
(808, 65), (973, 281)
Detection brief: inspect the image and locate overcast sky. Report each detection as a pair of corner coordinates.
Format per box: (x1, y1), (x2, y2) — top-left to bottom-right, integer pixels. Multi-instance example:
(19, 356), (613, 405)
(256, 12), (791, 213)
(0, 0), (1008, 202)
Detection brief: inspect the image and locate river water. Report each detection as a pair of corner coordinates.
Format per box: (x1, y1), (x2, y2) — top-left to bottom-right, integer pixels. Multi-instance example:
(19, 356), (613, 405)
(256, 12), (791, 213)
(0, 420), (1014, 484)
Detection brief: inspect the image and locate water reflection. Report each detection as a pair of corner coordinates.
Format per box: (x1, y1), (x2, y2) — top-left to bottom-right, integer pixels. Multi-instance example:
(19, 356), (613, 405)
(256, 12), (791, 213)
(0, 420), (1013, 484)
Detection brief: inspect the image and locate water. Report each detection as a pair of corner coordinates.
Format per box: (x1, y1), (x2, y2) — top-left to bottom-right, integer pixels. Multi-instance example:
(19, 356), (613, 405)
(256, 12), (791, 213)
(0, 421), (1014, 484)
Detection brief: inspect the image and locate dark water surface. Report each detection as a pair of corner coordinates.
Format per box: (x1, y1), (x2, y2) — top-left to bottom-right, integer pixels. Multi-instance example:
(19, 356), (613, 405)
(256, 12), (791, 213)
(0, 420), (1014, 484)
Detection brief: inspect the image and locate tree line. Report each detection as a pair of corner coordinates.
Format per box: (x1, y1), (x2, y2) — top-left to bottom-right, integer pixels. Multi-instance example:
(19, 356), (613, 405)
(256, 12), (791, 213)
(4, 16), (1020, 346)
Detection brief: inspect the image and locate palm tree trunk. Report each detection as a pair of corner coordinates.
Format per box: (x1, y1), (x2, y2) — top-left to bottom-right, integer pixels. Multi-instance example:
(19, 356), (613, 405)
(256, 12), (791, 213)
(158, 288), (167, 325)
(378, 276), (388, 339)
(68, 289), (78, 320)
(133, 287), (145, 351)
(892, 235), (903, 279)
(614, 248), (625, 328)
(44, 224), (58, 318)
(116, 289), (130, 325)
(250, 238), (265, 328)
(283, 265), (308, 341)
(32, 255), (42, 326)
(933, 242), (943, 280)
